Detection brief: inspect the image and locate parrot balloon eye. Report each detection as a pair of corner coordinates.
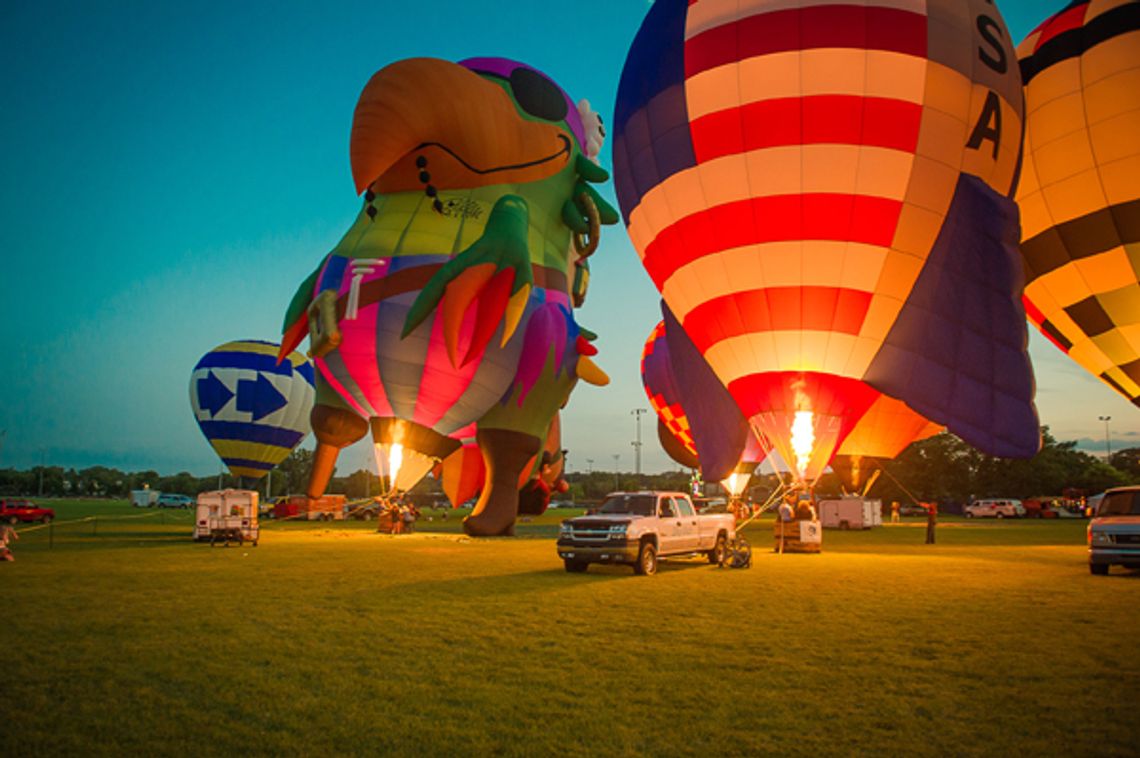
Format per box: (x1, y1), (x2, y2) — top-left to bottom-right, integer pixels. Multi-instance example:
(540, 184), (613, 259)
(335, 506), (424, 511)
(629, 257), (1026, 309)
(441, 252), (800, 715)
(508, 67), (569, 122)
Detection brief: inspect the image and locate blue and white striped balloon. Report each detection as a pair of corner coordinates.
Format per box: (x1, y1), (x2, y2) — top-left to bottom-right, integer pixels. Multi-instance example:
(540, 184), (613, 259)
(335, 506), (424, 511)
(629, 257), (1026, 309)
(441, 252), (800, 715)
(189, 339), (315, 479)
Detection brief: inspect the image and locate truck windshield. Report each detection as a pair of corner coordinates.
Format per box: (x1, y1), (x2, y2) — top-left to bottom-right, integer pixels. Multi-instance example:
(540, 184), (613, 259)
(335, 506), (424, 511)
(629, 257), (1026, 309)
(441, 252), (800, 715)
(1098, 491), (1140, 516)
(598, 495), (656, 516)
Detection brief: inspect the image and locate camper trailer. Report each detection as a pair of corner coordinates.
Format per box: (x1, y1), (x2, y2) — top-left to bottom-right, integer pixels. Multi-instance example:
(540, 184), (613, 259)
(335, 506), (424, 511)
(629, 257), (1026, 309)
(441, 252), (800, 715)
(195, 489), (259, 546)
(819, 497), (882, 530)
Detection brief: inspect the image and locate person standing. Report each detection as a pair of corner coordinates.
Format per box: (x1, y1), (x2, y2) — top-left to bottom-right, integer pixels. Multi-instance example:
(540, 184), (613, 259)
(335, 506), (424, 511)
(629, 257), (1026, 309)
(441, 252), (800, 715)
(925, 501), (938, 544)
(777, 494), (795, 554)
(0, 524), (18, 562)
(891, 500), (901, 523)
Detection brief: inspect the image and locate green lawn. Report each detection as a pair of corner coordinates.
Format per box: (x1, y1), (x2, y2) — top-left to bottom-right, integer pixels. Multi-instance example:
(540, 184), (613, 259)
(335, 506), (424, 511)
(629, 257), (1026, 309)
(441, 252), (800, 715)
(3, 500), (1137, 756)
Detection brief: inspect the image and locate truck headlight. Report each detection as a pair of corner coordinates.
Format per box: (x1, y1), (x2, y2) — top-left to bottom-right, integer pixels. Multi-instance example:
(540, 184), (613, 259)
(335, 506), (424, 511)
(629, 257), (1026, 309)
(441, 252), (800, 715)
(560, 522), (573, 536)
(1090, 531), (1113, 546)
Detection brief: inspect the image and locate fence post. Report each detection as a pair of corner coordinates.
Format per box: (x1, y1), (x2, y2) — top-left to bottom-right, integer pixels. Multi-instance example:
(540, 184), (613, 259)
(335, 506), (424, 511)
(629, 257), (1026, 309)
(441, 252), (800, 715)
(49, 521), (54, 548)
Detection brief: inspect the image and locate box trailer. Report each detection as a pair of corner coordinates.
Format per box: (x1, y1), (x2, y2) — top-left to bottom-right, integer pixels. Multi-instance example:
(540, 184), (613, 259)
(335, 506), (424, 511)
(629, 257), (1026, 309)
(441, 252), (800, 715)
(819, 497), (882, 530)
(272, 494), (346, 521)
(131, 489), (159, 508)
(195, 489), (259, 546)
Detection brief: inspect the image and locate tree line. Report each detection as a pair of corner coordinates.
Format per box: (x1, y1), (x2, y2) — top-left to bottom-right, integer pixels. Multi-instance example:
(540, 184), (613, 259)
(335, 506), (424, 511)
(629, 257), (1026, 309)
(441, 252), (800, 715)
(1, 428), (1136, 504)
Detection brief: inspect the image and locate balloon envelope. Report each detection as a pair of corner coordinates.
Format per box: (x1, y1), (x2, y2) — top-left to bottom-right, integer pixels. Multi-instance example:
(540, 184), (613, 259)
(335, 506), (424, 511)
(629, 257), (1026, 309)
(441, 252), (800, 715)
(614, 0), (1039, 478)
(1017, 0), (1140, 407)
(190, 340), (315, 479)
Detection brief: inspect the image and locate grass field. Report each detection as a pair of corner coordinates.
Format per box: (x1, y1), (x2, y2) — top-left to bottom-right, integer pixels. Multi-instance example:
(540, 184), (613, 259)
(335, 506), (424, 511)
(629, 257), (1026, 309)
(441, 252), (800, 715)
(3, 500), (1137, 756)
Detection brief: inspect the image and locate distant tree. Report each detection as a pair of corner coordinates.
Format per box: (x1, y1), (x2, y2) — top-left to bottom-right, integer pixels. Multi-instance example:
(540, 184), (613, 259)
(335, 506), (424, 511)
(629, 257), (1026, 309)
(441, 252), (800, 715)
(80, 466), (126, 497)
(276, 449), (316, 495)
(158, 471), (201, 495)
(873, 428), (1129, 504)
(1109, 447), (1140, 482)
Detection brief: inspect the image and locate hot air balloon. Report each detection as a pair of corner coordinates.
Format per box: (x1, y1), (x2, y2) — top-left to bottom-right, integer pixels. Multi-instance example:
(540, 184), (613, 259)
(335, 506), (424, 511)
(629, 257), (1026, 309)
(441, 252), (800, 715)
(614, 0), (1040, 484)
(280, 57), (616, 534)
(1017, 0), (1140, 406)
(641, 316), (769, 498)
(641, 320), (701, 469)
(190, 340), (315, 480)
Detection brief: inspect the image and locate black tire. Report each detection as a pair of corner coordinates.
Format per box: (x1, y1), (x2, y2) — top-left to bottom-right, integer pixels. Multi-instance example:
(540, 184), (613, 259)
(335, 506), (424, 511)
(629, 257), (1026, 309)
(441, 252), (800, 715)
(1090, 563), (1109, 576)
(634, 541), (658, 576)
(564, 560), (588, 573)
(731, 537), (753, 569)
(7, 516), (17, 525)
(965, 511), (974, 519)
(42, 515), (53, 524)
(996, 512), (1005, 519)
(708, 534), (727, 565)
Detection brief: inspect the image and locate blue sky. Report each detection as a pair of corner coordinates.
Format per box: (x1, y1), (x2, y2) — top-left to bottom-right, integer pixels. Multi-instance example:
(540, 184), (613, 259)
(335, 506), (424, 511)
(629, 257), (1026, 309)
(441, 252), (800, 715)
(1, 0), (1136, 476)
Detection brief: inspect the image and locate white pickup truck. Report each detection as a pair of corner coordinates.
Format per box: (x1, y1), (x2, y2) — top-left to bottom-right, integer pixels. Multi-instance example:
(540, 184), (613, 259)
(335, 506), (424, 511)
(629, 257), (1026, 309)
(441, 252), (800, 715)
(556, 491), (736, 575)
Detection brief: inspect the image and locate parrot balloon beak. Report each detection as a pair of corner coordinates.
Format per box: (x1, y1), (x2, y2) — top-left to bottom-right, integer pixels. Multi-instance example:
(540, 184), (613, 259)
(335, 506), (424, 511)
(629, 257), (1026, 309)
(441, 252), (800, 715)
(350, 57), (573, 195)
(576, 355), (609, 387)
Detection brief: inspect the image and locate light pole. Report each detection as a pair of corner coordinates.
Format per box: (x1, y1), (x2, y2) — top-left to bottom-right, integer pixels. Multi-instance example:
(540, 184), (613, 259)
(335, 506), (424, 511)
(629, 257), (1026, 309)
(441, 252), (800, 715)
(586, 458), (593, 474)
(1099, 415), (1112, 461)
(612, 454), (620, 491)
(631, 408), (647, 476)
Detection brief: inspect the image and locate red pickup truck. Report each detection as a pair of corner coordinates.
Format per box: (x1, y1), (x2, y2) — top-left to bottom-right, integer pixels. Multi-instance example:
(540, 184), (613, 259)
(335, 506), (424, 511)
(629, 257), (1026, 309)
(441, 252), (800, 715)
(0, 499), (56, 524)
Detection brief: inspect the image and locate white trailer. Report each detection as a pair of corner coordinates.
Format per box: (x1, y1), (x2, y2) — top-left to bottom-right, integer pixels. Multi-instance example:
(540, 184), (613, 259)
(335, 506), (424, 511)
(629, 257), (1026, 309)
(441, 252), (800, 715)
(819, 497), (882, 530)
(131, 489), (159, 508)
(195, 489), (259, 546)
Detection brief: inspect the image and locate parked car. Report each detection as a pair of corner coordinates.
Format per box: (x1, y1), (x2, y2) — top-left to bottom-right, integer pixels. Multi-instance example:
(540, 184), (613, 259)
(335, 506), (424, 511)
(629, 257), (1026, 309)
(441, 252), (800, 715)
(156, 493), (194, 509)
(0, 498), (55, 524)
(897, 503), (927, 517)
(963, 499), (1025, 519)
(1087, 486), (1140, 575)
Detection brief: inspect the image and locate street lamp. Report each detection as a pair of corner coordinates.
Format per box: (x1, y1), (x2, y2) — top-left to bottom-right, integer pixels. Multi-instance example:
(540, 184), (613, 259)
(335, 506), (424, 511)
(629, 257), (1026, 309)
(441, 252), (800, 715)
(1099, 415), (1112, 461)
(631, 408), (647, 476)
(586, 458), (593, 474)
(612, 454), (620, 490)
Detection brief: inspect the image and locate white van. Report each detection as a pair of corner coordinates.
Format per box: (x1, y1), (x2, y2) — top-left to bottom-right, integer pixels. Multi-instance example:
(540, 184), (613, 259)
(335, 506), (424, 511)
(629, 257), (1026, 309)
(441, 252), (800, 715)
(963, 499), (1025, 519)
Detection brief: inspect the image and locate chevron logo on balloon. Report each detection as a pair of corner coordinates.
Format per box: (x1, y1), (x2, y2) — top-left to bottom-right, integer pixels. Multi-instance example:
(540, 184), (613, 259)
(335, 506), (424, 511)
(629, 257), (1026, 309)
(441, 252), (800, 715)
(237, 374), (288, 422)
(196, 371), (235, 418)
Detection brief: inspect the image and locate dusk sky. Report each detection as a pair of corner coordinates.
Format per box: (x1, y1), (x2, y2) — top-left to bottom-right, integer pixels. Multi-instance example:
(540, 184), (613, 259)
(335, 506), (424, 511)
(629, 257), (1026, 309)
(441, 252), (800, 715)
(2, 0), (1136, 477)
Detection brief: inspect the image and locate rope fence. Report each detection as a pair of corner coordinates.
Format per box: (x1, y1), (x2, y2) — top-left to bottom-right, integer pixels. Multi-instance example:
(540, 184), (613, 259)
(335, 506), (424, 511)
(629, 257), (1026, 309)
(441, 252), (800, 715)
(11, 509), (194, 548)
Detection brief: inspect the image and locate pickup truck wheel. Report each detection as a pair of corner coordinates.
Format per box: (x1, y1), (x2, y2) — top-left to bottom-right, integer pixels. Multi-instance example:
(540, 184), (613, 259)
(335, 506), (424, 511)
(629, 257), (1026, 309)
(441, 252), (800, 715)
(6, 516), (17, 525)
(564, 560), (588, 573)
(964, 511), (973, 519)
(1090, 563), (1109, 576)
(707, 534), (727, 565)
(634, 541), (657, 575)
(996, 512), (1005, 519)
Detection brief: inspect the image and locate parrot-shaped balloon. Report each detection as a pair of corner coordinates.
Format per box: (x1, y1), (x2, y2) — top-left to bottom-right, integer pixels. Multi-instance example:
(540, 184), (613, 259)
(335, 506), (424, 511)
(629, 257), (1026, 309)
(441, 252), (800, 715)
(280, 57), (616, 535)
(613, 0), (1041, 484)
